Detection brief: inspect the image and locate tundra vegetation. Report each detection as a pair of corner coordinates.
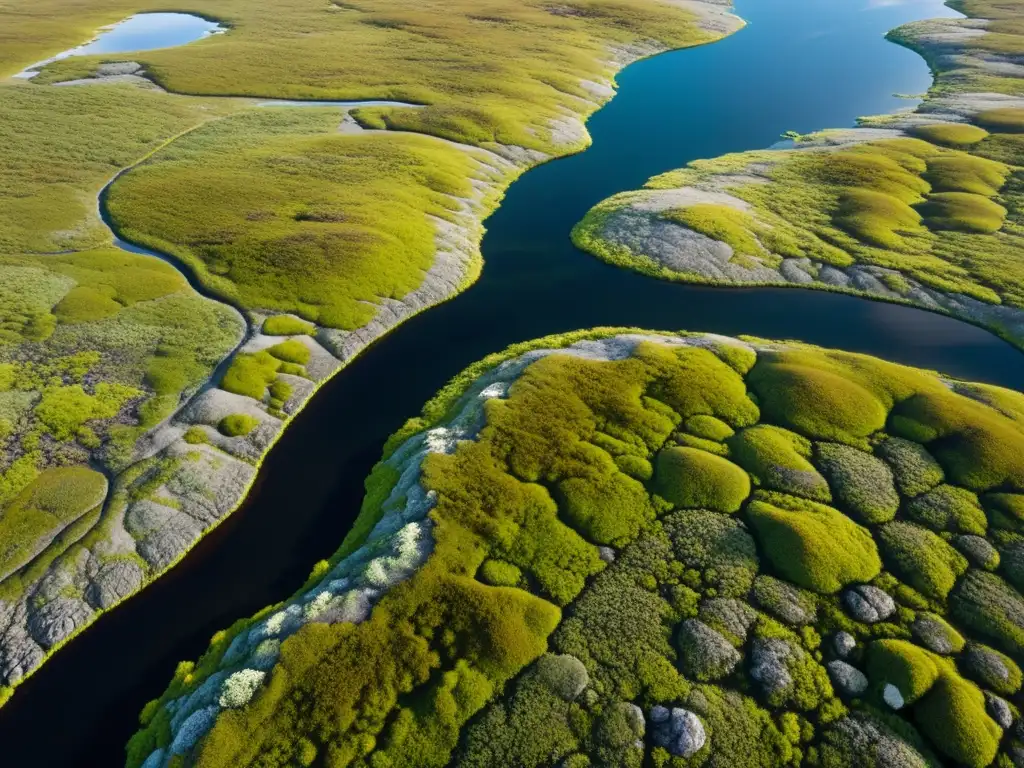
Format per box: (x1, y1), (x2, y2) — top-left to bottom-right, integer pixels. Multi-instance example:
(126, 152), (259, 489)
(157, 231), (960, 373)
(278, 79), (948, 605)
(129, 329), (1024, 768)
(572, 0), (1024, 349)
(0, 0), (742, 708)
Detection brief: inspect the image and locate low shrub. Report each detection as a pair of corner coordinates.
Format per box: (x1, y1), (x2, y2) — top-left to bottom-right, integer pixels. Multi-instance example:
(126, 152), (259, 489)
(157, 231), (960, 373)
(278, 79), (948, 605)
(815, 442), (899, 523)
(263, 315), (314, 336)
(218, 414), (260, 438)
(652, 446), (750, 513)
(909, 122), (989, 148)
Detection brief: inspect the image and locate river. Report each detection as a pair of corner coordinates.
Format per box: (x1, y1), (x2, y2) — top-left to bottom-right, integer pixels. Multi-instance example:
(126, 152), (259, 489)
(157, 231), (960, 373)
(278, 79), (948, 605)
(4, 0), (1022, 764)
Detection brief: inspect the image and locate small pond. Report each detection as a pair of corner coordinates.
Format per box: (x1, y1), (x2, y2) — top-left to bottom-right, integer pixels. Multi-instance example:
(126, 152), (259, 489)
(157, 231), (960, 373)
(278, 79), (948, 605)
(15, 12), (224, 78)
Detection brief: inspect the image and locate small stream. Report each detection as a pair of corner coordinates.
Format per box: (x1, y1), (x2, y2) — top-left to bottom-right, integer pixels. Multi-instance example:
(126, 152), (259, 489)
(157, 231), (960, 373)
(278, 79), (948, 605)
(4, 0), (1024, 765)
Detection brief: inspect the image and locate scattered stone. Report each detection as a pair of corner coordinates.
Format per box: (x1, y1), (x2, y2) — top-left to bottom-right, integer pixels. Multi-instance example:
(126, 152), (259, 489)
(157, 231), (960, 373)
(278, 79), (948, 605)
(820, 714), (930, 767)
(676, 619), (741, 681)
(911, 614), (964, 655)
(985, 692), (1013, 730)
(833, 631), (856, 659)
(827, 660), (868, 697)
(651, 707), (706, 758)
(842, 585), (895, 623)
(749, 638), (795, 700)
(699, 597), (758, 642)
(598, 546), (616, 563)
(962, 643), (1022, 695)
(883, 683), (905, 710)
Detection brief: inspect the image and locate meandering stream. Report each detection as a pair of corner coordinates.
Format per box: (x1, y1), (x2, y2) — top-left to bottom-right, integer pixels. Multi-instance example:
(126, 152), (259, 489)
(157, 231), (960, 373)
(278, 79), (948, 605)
(5, 0), (1024, 764)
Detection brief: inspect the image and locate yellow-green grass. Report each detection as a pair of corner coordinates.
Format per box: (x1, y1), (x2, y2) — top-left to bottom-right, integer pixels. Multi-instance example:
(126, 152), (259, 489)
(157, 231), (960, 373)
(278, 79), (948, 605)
(128, 329), (1024, 767)
(106, 108), (499, 329)
(9, 0), (725, 152)
(218, 413), (259, 437)
(0, 82), (240, 254)
(909, 122), (989, 148)
(0, 465), (106, 579)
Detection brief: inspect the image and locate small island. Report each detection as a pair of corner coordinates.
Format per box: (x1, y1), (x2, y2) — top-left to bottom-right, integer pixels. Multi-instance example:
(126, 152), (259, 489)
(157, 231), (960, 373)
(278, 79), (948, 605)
(128, 329), (1024, 768)
(572, 0), (1024, 350)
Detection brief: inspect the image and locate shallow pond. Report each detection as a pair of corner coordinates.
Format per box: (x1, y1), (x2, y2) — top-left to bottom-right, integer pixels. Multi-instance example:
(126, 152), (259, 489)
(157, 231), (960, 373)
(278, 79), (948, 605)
(15, 13), (223, 78)
(4, 0), (1023, 764)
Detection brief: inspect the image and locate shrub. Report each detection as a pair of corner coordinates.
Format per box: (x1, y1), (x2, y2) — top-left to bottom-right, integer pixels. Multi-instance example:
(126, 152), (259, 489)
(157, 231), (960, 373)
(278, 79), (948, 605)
(875, 437), (944, 497)
(815, 443), (899, 524)
(746, 493), (881, 594)
(727, 425), (831, 502)
(652, 446), (750, 513)
(835, 188), (923, 250)
(267, 339), (310, 366)
(950, 570), (1024, 656)
(263, 315), (315, 336)
(909, 122), (989, 147)
(479, 559), (522, 587)
(183, 426), (210, 445)
(905, 485), (987, 535)
(685, 414), (735, 442)
(218, 414), (260, 438)
(221, 352), (280, 400)
(268, 379), (293, 403)
(556, 471), (655, 547)
(923, 155), (1007, 196)
(877, 522), (968, 600)
(663, 509), (760, 598)
(919, 192), (1006, 234)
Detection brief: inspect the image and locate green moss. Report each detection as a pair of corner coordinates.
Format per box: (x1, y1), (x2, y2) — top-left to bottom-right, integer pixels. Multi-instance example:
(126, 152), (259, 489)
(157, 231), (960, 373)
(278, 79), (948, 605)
(876, 437), (944, 497)
(877, 522), (968, 600)
(923, 155), (1007, 196)
(914, 673), (1001, 768)
(866, 639), (941, 704)
(263, 315), (315, 336)
(479, 560), (522, 588)
(34, 382), (140, 442)
(918, 191), (1006, 233)
(909, 122), (989, 147)
(221, 352), (281, 400)
(685, 414), (735, 441)
(746, 493), (881, 594)
(266, 339), (310, 366)
(218, 414), (260, 438)
(950, 569), (1024, 656)
(906, 484), (988, 535)
(652, 446), (751, 513)
(660, 204), (766, 256)
(727, 425), (831, 502)
(815, 442), (900, 524)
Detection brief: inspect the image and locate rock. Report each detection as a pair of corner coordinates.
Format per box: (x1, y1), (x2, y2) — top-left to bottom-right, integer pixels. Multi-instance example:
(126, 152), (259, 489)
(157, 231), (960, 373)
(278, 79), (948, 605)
(962, 643), (1021, 695)
(676, 619), (741, 682)
(85, 559), (145, 609)
(699, 598), (757, 643)
(651, 707), (706, 758)
(883, 683), (905, 710)
(598, 546), (616, 563)
(954, 535), (999, 570)
(140, 748), (165, 768)
(842, 585), (895, 623)
(27, 597), (93, 648)
(749, 638), (795, 700)
(170, 706), (219, 754)
(752, 575), (817, 626)
(821, 714), (930, 768)
(536, 654), (589, 701)
(827, 660), (868, 697)
(622, 702), (645, 738)
(911, 614), (963, 655)
(0, 602), (44, 686)
(833, 631), (856, 659)
(985, 692), (1013, 729)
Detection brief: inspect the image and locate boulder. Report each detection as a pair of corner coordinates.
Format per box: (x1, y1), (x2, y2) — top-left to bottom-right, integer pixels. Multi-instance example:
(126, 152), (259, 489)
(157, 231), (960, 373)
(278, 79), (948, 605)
(842, 585), (895, 623)
(833, 631), (856, 659)
(954, 535), (999, 570)
(985, 692), (1013, 730)
(676, 619), (741, 681)
(749, 638), (795, 700)
(651, 706), (706, 758)
(699, 598), (757, 643)
(752, 575), (816, 626)
(85, 559), (145, 609)
(827, 660), (868, 697)
(27, 597), (93, 648)
(883, 683), (905, 710)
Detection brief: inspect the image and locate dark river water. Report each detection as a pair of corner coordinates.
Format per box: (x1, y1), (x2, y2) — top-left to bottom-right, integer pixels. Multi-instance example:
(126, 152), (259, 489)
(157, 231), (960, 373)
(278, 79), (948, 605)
(5, 0), (1024, 765)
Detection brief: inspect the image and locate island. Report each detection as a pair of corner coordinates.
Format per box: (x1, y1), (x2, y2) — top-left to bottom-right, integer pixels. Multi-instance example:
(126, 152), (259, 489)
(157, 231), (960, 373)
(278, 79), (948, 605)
(0, 0), (742, 702)
(573, 0), (1024, 350)
(128, 328), (1024, 768)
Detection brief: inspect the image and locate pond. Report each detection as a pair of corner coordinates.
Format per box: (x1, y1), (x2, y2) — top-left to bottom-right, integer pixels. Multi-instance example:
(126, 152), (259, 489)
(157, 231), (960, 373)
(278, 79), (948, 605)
(14, 12), (224, 78)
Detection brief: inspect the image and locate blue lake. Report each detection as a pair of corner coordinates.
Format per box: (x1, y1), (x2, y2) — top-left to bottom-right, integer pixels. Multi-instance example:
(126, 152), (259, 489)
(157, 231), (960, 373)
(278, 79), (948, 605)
(3, 1), (1022, 765)
(15, 12), (223, 77)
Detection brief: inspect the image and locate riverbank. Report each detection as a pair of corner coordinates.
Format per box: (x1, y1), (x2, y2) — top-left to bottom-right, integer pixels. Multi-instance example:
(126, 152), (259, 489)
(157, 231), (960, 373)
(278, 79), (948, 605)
(0, 0), (743, 707)
(572, 0), (1024, 351)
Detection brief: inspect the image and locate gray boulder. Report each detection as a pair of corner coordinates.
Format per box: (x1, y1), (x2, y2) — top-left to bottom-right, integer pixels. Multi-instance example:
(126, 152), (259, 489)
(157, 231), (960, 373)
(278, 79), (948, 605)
(962, 642), (1021, 695)
(954, 535), (999, 570)
(985, 692), (1013, 730)
(598, 546), (616, 563)
(827, 660), (868, 698)
(676, 619), (741, 682)
(911, 614), (963, 655)
(699, 598), (757, 643)
(752, 575), (816, 626)
(0, 602), (43, 685)
(749, 638), (795, 700)
(833, 631), (856, 659)
(651, 706), (706, 758)
(820, 713), (930, 768)
(85, 559), (145, 609)
(842, 585), (895, 624)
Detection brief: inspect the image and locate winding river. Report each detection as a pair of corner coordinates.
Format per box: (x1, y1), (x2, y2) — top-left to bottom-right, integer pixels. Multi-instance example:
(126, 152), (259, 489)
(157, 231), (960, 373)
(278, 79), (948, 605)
(6, 0), (1024, 764)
